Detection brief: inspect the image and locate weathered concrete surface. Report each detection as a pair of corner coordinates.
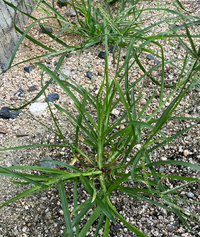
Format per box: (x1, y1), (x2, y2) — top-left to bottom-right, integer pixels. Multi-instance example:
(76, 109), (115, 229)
(0, 0), (35, 72)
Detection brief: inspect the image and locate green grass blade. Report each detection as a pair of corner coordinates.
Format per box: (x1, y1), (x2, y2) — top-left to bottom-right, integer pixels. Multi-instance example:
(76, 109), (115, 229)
(80, 176), (116, 223)
(57, 180), (74, 237)
(103, 217), (110, 237)
(93, 213), (105, 237)
(138, 92), (157, 119)
(0, 143), (70, 152)
(0, 185), (43, 209)
(72, 200), (95, 227)
(73, 179), (80, 235)
(107, 173), (130, 195)
(147, 124), (196, 153)
(131, 150), (143, 179)
(77, 207), (102, 237)
(0, 167), (47, 188)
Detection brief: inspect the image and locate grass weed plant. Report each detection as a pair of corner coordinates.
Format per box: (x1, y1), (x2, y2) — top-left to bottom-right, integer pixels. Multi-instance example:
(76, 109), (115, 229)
(1, 0), (200, 236)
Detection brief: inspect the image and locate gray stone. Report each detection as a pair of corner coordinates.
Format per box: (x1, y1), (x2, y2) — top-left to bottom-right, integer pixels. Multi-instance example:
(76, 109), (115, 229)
(86, 71), (92, 79)
(0, 107), (20, 119)
(39, 27), (53, 34)
(98, 51), (105, 59)
(0, 0), (35, 71)
(155, 60), (160, 65)
(59, 69), (73, 80)
(39, 157), (57, 169)
(29, 102), (48, 117)
(27, 85), (39, 92)
(186, 192), (194, 198)
(47, 93), (59, 102)
(167, 225), (173, 232)
(114, 225), (121, 231)
(14, 88), (26, 97)
(159, 166), (165, 173)
(147, 54), (156, 60)
(24, 65), (34, 73)
(65, 9), (76, 17)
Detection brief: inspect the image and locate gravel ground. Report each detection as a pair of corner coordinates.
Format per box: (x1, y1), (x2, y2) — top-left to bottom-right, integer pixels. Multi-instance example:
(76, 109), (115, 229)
(0, 0), (200, 236)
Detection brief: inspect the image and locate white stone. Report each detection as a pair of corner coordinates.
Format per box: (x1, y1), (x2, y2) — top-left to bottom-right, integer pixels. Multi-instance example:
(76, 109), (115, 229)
(140, 98), (147, 105)
(112, 108), (120, 116)
(29, 102), (48, 117)
(65, 9), (76, 17)
(135, 144), (142, 149)
(183, 150), (190, 157)
(59, 209), (64, 215)
(197, 106), (200, 112)
(161, 156), (167, 161)
(59, 69), (73, 80)
(168, 75), (173, 80)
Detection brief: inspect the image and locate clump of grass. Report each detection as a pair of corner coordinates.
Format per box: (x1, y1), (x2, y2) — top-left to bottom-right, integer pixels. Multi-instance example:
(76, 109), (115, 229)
(1, 0), (200, 236)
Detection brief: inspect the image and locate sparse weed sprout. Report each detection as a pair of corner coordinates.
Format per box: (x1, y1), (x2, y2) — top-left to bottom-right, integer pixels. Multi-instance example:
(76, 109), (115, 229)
(1, 0), (200, 236)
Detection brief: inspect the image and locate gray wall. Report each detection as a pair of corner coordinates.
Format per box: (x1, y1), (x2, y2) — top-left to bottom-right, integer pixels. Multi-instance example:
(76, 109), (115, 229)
(0, 0), (35, 72)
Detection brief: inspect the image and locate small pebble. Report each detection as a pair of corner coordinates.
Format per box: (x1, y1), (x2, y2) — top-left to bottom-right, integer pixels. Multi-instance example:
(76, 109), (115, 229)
(47, 93), (59, 102)
(86, 71), (92, 79)
(167, 225), (173, 232)
(59, 69), (72, 80)
(87, 64), (92, 68)
(0, 107), (20, 119)
(196, 106), (200, 112)
(28, 86), (39, 92)
(114, 225), (121, 231)
(24, 65), (34, 73)
(39, 157), (58, 169)
(65, 9), (76, 17)
(98, 51), (106, 59)
(183, 150), (190, 157)
(39, 27), (53, 34)
(161, 156), (167, 161)
(173, 221), (179, 227)
(188, 110), (193, 115)
(66, 54), (71, 58)
(14, 88), (26, 97)
(140, 98), (147, 105)
(29, 102), (48, 117)
(155, 60), (160, 65)
(159, 166), (165, 173)
(57, 0), (68, 7)
(122, 55), (126, 60)
(186, 192), (194, 198)
(171, 24), (179, 30)
(147, 54), (156, 60)
(111, 108), (120, 116)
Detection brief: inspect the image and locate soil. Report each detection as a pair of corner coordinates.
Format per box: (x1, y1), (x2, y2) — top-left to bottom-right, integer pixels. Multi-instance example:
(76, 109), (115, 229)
(0, 0), (200, 236)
